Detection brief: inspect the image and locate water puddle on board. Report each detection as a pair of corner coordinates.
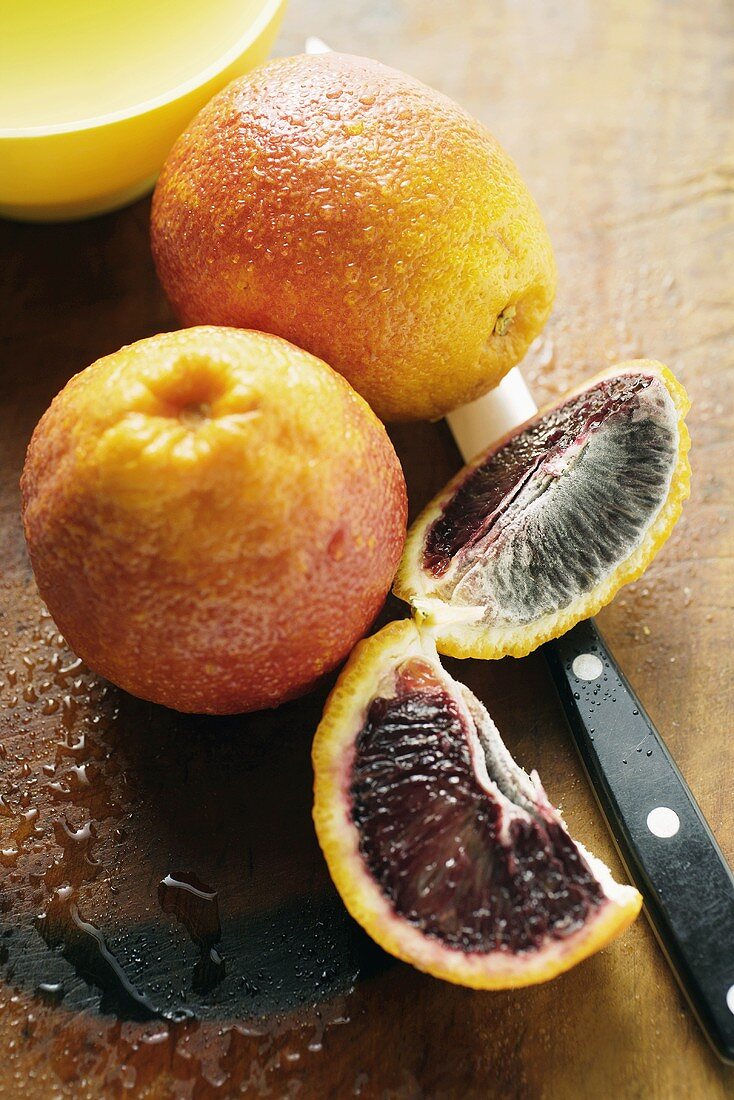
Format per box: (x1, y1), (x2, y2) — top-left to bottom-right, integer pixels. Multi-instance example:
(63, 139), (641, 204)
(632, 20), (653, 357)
(0, 572), (391, 1096)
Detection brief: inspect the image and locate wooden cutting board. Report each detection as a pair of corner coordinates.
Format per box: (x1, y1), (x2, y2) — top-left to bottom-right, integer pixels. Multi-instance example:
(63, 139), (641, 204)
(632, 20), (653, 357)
(0, 1), (732, 1096)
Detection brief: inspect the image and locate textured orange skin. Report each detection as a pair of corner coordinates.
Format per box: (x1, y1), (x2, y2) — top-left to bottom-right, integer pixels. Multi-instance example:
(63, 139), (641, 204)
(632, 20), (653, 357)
(151, 53), (557, 423)
(20, 327), (407, 714)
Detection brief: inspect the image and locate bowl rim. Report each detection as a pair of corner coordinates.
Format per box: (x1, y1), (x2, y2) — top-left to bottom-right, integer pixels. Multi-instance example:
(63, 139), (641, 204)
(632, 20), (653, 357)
(0, 0), (286, 140)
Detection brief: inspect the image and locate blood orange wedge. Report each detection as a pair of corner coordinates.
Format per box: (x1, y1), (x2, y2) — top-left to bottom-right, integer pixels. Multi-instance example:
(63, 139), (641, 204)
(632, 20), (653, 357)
(394, 360), (691, 659)
(312, 619), (642, 988)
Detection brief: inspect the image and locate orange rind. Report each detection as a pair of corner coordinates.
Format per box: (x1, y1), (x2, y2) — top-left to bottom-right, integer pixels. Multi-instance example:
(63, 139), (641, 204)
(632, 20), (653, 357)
(21, 327), (407, 714)
(151, 52), (556, 422)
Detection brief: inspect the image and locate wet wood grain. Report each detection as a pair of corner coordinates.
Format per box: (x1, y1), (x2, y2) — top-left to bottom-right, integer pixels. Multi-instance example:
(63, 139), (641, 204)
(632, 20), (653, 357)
(0, 0), (732, 1096)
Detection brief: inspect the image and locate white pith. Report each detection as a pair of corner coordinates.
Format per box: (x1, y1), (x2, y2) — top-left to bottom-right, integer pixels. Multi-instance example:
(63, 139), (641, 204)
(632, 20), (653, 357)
(438, 377), (677, 620)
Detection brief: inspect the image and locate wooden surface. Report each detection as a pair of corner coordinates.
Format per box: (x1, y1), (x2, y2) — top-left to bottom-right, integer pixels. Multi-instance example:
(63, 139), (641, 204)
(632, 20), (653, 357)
(1, 0), (733, 1096)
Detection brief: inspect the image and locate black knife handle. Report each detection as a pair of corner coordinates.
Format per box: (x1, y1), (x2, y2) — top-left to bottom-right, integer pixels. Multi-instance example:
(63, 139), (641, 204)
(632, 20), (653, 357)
(543, 618), (734, 1064)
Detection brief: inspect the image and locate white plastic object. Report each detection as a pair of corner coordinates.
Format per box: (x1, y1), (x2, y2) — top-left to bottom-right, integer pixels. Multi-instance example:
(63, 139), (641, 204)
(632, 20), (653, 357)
(445, 367), (538, 463)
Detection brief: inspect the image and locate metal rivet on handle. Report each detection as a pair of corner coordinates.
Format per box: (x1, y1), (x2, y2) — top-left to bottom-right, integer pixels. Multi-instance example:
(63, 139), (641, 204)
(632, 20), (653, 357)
(646, 806), (681, 838)
(726, 985), (734, 1016)
(572, 653), (604, 681)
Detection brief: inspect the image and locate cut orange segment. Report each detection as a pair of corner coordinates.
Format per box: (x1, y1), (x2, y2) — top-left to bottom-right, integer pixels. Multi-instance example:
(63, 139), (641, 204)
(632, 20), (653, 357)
(394, 360), (690, 659)
(313, 619), (642, 989)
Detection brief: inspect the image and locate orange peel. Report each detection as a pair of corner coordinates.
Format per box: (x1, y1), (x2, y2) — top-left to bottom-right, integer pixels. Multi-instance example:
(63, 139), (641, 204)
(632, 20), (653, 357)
(21, 326), (407, 713)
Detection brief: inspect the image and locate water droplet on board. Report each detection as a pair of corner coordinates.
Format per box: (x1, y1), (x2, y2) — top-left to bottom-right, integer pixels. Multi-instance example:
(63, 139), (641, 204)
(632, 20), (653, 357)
(158, 873), (226, 994)
(35, 981), (65, 1003)
(36, 887), (165, 1022)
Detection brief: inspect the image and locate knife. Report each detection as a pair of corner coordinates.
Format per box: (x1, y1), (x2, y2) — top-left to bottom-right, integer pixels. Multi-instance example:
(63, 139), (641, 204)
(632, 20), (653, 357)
(304, 37), (734, 1062)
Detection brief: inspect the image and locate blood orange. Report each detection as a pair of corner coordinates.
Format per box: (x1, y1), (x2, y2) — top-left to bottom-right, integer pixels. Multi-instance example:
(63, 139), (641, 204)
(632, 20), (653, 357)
(21, 327), (407, 714)
(313, 619), (641, 988)
(395, 360), (691, 659)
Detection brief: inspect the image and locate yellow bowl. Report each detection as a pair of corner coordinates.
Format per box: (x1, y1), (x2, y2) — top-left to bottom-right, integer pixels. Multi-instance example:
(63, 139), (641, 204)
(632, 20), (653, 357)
(0, 0), (286, 222)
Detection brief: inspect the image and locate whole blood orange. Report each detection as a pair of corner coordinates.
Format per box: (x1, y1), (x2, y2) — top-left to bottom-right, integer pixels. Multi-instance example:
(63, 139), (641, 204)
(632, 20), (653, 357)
(313, 619), (641, 988)
(21, 327), (407, 714)
(151, 52), (556, 422)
